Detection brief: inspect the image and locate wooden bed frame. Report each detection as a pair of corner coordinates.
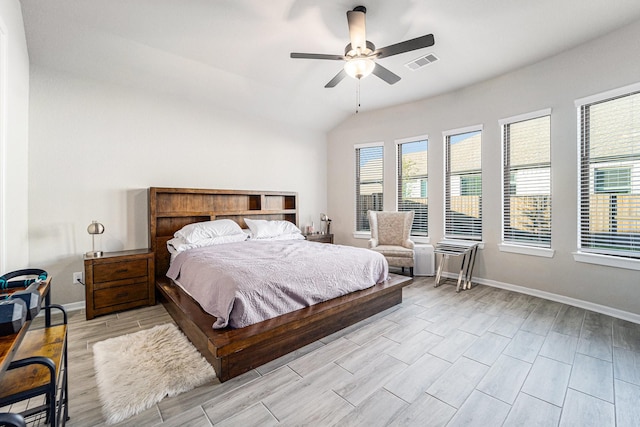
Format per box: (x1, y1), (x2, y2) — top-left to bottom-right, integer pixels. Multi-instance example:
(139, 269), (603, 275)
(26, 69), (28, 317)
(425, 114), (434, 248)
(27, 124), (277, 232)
(149, 187), (413, 382)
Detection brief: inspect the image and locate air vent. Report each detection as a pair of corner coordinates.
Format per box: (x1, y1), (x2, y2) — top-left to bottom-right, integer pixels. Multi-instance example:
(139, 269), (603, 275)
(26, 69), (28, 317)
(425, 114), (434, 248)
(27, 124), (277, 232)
(405, 53), (439, 70)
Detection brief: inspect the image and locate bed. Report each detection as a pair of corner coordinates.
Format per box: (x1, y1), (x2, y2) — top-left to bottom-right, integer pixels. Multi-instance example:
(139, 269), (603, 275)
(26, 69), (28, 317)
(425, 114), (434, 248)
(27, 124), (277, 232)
(149, 187), (413, 382)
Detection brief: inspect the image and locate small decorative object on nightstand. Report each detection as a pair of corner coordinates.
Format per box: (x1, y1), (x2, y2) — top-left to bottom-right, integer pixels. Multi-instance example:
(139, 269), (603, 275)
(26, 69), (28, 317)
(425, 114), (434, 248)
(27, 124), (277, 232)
(83, 249), (154, 320)
(303, 233), (334, 244)
(320, 213), (332, 235)
(86, 220), (105, 257)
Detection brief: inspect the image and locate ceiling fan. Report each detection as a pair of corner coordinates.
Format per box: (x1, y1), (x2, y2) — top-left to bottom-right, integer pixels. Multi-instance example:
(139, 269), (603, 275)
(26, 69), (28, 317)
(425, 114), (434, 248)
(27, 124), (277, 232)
(290, 6), (435, 88)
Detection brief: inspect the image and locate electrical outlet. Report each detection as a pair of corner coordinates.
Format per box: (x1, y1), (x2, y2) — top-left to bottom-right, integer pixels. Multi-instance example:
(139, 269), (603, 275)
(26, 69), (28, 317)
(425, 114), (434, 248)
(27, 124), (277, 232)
(73, 272), (83, 285)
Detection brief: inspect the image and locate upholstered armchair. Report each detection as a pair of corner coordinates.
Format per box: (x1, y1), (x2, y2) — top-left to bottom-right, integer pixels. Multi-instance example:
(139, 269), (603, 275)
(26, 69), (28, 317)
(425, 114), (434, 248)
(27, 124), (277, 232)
(368, 210), (415, 276)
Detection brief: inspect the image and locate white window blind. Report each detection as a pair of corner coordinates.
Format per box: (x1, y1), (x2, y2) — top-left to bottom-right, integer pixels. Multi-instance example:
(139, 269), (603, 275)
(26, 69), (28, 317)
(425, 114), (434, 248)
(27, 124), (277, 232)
(397, 139), (428, 236)
(579, 90), (640, 258)
(355, 144), (384, 232)
(445, 128), (482, 240)
(502, 114), (551, 247)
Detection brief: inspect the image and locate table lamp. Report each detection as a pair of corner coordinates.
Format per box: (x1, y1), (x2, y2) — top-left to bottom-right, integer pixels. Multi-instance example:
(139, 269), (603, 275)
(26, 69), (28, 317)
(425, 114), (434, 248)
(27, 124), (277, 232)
(87, 220), (105, 257)
(320, 213), (332, 235)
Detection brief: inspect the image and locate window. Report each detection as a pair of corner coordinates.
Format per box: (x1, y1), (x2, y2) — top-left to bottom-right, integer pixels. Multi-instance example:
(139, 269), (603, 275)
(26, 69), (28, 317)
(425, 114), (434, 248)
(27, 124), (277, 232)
(577, 87), (640, 259)
(501, 111), (551, 248)
(461, 174), (481, 196)
(355, 143), (384, 232)
(397, 137), (428, 236)
(0, 23), (6, 272)
(594, 167), (631, 194)
(444, 126), (482, 240)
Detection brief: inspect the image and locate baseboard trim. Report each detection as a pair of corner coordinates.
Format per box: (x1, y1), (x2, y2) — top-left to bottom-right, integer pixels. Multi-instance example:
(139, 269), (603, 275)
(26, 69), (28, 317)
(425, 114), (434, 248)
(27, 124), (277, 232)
(36, 300), (85, 318)
(63, 301), (86, 313)
(441, 273), (640, 324)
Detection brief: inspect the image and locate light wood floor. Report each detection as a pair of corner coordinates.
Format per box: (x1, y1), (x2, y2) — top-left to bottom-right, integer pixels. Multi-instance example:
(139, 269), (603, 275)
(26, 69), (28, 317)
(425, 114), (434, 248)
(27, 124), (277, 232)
(25, 277), (640, 426)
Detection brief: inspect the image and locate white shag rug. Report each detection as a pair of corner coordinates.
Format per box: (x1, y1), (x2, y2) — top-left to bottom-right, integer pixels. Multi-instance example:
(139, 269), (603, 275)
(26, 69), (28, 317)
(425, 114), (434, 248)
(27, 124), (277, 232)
(93, 323), (216, 424)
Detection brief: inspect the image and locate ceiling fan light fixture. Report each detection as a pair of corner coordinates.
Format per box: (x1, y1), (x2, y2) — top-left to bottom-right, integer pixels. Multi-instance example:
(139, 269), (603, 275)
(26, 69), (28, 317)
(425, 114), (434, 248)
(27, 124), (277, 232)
(289, 6), (435, 88)
(344, 57), (375, 80)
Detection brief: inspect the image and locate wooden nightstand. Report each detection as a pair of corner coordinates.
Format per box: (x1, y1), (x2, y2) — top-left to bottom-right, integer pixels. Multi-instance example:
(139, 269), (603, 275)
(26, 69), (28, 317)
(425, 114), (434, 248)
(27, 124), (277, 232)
(84, 249), (155, 320)
(303, 233), (334, 244)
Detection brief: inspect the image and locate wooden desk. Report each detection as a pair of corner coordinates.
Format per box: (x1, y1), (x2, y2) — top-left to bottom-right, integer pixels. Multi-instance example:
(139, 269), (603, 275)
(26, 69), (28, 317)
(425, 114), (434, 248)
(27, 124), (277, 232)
(0, 277), (51, 376)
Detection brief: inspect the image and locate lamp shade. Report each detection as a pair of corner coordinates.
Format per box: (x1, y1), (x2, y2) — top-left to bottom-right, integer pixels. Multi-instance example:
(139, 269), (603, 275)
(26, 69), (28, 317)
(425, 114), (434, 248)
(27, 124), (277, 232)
(344, 57), (375, 80)
(87, 221), (105, 235)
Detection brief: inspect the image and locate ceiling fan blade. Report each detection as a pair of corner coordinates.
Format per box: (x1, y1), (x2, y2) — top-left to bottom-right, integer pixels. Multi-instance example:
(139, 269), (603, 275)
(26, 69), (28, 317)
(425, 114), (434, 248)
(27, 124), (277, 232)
(346, 7), (367, 52)
(325, 69), (347, 88)
(290, 52), (344, 60)
(372, 63), (401, 85)
(375, 34), (435, 59)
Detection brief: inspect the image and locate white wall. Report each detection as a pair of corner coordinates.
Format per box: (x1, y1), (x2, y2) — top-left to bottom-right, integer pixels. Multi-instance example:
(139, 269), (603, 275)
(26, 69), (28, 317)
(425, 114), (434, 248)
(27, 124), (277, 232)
(328, 19), (640, 317)
(0, 0), (30, 271)
(28, 67), (327, 305)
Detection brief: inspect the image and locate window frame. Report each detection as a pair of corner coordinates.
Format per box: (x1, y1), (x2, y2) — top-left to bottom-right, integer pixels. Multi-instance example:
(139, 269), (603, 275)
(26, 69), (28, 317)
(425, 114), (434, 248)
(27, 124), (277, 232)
(395, 135), (429, 242)
(498, 109), (555, 258)
(443, 124), (484, 241)
(573, 82), (640, 271)
(354, 142), (384, 237)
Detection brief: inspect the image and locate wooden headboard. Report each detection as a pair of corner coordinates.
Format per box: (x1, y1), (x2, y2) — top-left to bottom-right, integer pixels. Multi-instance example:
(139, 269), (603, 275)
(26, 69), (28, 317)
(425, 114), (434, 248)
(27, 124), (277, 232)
(149, 187), (298, 279)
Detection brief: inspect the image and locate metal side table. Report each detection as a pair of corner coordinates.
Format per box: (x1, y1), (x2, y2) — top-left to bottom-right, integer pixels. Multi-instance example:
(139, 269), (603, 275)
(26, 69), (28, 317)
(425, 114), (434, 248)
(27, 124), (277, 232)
(434, 240), (479, 292)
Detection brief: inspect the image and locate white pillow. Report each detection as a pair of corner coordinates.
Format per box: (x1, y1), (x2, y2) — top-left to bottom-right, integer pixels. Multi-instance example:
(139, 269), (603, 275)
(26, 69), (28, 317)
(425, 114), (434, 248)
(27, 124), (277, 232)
(167, 233), (247, 254)
(175, 219), (243, 243)
(244, 218), (301, 239)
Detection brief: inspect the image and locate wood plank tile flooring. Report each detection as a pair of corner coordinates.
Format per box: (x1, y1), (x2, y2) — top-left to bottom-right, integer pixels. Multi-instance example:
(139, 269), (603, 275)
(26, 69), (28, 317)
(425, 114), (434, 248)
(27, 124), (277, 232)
(12, 276), (640, 426)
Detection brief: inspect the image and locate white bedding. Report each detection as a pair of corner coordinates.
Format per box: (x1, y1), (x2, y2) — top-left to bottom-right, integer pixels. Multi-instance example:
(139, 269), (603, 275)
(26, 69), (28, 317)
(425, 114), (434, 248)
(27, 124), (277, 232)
(166, 239), (389, 329)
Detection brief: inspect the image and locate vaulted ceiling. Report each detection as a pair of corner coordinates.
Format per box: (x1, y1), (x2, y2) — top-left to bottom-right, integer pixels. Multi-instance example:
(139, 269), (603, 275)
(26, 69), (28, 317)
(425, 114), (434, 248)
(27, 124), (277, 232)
(20, 0), (640, 132)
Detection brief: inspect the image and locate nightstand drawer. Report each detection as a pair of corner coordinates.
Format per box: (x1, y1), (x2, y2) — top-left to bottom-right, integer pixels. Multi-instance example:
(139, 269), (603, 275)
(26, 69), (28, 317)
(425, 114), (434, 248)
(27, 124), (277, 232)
(94, 280), (149, 309)
(93, 259), (148, 283)
(93, 276), (146, 291)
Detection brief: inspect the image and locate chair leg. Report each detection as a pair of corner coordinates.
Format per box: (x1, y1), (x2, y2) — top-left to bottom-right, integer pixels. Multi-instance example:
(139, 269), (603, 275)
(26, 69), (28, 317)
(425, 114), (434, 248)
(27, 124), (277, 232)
(410, 267), (414, 277)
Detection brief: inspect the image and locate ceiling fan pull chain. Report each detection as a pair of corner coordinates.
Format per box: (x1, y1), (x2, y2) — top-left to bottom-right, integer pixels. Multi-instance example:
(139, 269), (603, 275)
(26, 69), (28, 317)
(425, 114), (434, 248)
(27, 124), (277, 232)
(356, 78), (361, 114)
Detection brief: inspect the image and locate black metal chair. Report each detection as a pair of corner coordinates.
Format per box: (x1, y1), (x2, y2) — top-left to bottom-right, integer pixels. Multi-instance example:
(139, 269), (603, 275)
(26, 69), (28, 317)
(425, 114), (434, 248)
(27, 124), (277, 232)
(0, 412), (26, 427)
(0, 305), (68, 427)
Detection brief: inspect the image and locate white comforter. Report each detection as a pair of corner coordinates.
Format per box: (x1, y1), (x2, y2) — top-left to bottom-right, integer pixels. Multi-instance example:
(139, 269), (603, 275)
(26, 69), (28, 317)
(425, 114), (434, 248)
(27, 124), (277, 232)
(166, 239), (389, 329)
